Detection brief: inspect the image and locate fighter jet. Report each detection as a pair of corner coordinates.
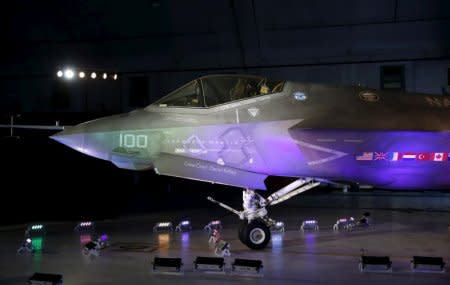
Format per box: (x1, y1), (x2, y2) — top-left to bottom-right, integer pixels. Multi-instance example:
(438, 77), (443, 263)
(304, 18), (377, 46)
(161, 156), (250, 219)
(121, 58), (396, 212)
(4, 74), (450, 249)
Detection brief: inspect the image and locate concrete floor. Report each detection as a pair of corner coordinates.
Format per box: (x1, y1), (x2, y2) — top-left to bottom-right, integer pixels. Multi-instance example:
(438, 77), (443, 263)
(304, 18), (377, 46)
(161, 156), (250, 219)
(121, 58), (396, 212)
(1, 192), (450, 285)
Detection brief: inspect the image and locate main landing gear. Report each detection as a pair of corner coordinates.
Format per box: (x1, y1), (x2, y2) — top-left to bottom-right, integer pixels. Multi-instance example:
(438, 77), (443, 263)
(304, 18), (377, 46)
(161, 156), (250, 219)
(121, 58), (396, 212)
(207, 178), (320, 250)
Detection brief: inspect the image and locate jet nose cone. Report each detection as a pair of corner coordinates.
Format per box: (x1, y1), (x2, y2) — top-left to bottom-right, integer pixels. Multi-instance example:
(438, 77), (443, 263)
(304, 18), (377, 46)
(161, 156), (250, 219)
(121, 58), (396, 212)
(50, 126), (85, 151)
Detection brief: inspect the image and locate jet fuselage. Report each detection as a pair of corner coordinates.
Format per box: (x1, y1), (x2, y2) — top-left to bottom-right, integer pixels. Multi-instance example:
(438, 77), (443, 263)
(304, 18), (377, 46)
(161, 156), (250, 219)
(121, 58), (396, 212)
(51, 75), (450, 190)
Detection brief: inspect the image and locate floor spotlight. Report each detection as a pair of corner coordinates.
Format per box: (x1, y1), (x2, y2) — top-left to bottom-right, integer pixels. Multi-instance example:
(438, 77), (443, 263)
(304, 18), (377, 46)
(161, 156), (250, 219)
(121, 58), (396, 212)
(271, 221), (285, 232)
(300, 219), (319, 231)
(203, 220), (222, 232)
(175, 220), (192, 232)
(411, 256), (445, 272)
(232, 258), (264, 274)
(29, 273), (63, 285)
(75, 221), (95, 233)
(333, 217), (356, 231)
(152, 257), (183, 273)
(193, 256), (225, 272)
(27, 224), (46, 236)
(153, 222), (173, 232)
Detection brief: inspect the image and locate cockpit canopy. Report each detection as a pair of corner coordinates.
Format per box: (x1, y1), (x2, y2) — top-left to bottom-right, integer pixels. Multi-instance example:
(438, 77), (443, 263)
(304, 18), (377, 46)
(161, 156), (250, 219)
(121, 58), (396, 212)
(153, 74), (285, 108)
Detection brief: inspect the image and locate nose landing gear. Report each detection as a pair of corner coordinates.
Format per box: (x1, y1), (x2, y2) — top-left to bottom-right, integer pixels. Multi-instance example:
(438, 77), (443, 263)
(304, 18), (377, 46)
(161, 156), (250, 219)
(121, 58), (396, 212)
(208, 178), (320, 250)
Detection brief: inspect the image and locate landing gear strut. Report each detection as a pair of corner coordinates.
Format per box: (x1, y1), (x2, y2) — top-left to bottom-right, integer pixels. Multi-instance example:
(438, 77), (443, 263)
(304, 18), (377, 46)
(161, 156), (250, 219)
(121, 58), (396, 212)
(207, 178), (320, 250)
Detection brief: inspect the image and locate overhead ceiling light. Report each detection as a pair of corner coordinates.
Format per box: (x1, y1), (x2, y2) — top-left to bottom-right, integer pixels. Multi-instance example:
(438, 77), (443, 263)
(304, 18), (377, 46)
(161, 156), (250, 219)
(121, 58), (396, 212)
(91, 72), (97, 79)
(64, 69), (74, 80)
(103, 73), (107, 79)
(79, 71), (85, 78)
(113, 74), (118, 80)
(57, 70), (63, 78)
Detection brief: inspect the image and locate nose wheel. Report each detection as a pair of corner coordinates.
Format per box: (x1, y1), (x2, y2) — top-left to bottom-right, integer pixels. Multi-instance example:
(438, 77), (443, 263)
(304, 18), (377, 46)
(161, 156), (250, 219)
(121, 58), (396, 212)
(238, 219), (271, 250)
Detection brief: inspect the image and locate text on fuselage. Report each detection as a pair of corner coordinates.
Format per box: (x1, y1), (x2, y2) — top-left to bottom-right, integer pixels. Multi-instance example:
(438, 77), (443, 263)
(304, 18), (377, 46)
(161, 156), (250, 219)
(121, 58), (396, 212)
(119, 133), (148, 148)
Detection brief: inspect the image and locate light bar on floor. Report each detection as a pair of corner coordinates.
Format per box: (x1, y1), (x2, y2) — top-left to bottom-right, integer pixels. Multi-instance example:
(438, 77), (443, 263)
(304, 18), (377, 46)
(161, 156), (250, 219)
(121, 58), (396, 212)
(27, 224), (46, 236)
(270, 221), (285, 232)
(175, 220), (192, 232)
(75, 221), (95, 232)
(333, 217), (356, 231)
(153, 222), (173, 232)
(300, 219), (319, 231)
(203, 220), (222, 232)
(31, 224), (44, 230)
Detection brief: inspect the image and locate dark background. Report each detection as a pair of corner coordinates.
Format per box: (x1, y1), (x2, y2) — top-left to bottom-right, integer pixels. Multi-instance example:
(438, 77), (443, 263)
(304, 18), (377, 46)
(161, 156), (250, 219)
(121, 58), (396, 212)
(1, 1), (449, 225)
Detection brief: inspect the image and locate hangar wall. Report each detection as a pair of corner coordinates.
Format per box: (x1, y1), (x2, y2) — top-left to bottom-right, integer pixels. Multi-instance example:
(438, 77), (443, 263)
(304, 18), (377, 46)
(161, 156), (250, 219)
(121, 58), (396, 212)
(0, 0), (449, 113)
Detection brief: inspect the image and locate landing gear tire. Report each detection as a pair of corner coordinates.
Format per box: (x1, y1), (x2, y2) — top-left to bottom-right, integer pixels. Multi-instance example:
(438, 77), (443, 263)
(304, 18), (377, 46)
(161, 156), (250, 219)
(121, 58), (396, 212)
(241, 220), (271, 250)
(238, 222), (247, 245)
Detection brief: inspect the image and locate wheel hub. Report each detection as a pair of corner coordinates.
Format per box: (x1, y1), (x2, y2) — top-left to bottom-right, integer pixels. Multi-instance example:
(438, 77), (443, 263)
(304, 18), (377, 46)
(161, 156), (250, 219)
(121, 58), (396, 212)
(249, 228), (266, 244)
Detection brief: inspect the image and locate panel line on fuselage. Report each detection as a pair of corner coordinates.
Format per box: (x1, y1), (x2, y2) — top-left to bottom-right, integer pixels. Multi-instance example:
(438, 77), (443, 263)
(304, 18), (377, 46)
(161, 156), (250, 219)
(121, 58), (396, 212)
(295, 140), (348, 166)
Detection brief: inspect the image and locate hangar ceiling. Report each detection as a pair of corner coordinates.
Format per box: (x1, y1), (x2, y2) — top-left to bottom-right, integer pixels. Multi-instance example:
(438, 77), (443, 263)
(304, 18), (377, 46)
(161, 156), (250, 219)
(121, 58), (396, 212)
(1, 0), (449, 75)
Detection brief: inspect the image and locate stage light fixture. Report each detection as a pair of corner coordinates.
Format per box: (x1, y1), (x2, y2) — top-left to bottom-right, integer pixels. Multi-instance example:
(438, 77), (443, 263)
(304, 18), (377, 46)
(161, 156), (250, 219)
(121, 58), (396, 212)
(75, 221), (95, 233)
(232, 258), (263, 274)
(91, 72), (97, 79)
(300, 219), (319, 231)
(31, 224), (44, 230)
(333, 217), (356, 231)
(203, 220), (222, 232)
(29, 273), (63, 285)
(28, 224), (46, 236)
(152, 257), (183, 273)
(411, 256), (445, 272)
(64, 69), (74, 80)
(57, 70), (63, 77)
(79, 71), (85, 78)
(175, 220), (192, 232)
(153, 222), (173, 232)
(270, 221), (285, 232)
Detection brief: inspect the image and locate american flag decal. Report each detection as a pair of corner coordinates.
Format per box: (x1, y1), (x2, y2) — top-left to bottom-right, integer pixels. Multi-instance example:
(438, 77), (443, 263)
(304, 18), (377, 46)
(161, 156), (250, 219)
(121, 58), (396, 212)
(355, 152), (373, 161)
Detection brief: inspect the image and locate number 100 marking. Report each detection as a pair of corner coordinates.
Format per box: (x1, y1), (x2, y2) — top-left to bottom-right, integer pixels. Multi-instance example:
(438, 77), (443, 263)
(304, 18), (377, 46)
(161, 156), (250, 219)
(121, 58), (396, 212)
(119, 133), (148, 148)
